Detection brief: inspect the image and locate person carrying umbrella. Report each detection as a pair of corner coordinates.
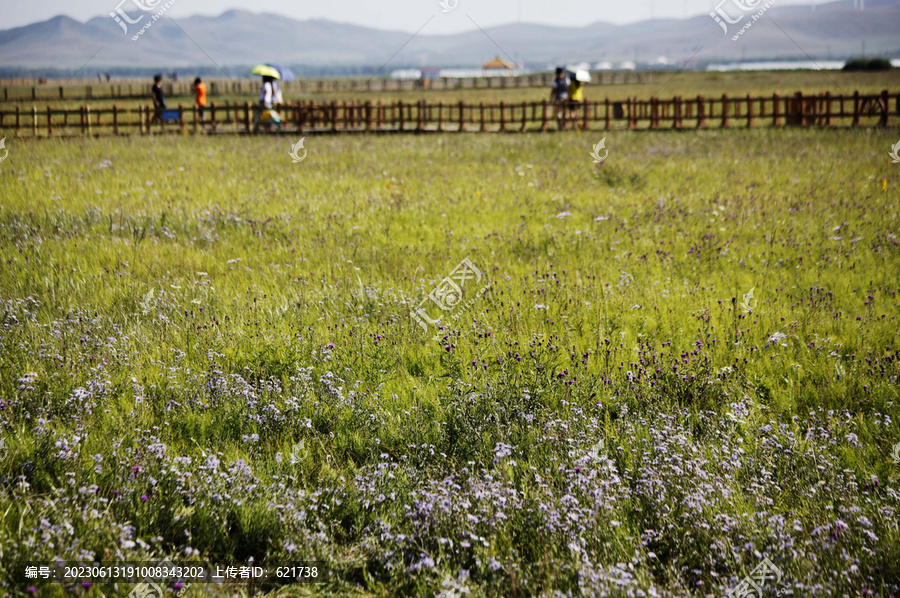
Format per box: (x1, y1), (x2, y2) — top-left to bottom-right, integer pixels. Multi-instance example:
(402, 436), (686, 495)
(265, 64), (295, 106)
(251, 65), (283, 131)
(567, 69), (589, 123)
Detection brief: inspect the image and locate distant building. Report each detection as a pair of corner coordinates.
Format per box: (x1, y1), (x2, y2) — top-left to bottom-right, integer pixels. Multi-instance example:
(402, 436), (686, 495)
(482, 55), (516, 70)
(391, 69), (422, 80)
(390, 57), (525, 80)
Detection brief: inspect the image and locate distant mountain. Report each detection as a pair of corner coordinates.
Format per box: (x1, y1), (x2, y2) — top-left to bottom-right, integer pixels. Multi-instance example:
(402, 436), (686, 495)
(0, 0), (897, 74)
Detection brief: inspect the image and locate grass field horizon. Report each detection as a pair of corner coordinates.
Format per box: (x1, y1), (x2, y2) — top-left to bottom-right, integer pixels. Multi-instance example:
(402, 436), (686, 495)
(3, 70), (899, 116)
(1, 92), (900, 596)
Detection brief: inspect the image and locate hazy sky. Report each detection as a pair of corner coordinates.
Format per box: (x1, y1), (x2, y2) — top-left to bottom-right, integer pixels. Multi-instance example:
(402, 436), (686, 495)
(4, 0), (822, 32)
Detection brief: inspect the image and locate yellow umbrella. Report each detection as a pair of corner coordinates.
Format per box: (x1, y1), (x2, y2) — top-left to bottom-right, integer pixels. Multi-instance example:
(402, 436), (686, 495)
(251, 64), (281, 79)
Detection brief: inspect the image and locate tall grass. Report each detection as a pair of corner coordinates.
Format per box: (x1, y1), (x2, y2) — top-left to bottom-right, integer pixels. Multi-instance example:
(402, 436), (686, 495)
(0, 126), (898, 596)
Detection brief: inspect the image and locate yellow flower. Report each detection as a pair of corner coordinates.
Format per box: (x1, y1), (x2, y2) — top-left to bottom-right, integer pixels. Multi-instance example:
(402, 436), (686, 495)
(882, 178), (888, 192)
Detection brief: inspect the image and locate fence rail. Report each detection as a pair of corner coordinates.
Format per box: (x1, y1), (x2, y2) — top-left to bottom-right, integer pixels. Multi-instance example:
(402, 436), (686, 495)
(1, 90), (895, 137)
(0, 72), (659, 103)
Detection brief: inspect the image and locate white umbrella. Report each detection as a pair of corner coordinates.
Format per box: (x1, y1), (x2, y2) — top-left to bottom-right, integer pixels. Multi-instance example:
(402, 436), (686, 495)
(566, 64), (591, 83)
(565, 66), (591, 83)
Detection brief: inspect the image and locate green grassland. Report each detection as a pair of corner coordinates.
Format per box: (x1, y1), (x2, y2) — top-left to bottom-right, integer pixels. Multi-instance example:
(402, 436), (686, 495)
(0, 119), (899, 596)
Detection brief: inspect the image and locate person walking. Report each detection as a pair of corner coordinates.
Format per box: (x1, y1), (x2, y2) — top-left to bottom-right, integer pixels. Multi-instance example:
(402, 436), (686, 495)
(193, 76), (208, 120)
(150, 74), (167, 124)
(259, 75), (275, 109)
(550, 67), (569, 130)
(272, 79), (283, 106)
(567, 76), (585, 123)
(256, 75), (282, 131)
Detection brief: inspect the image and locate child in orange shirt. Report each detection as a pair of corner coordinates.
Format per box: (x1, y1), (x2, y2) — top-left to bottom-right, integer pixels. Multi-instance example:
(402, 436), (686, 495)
(194, 77), (207, 120)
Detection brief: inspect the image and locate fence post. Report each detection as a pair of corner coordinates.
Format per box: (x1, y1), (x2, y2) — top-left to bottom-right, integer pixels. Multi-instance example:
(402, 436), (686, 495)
(59, 86), (64, 99)
(458, 100), (465, 132)
(804, 92), (814, 126)
(86, 106), (92, 136)
(521, 101), (527, 132)
(824, 92), (832, 126)
(852, 91), (860, 127)
(211, 102), (217, 132)
(772, 93), (779, 126)
(113, 104), (118, 135)
(139, 105), (145, 135)
(721, 94), (729, 127)
(397, 100), (404, 131)
(605, 98), (611, 130)
(31, 106), (37, 136)
(696, 95), (704, 128)
(746, 93), (753, 128)
(46, 106), (53, 135)
(31, 87), (36, 101)
(500, 101), (506, 131)
(245, 102), (251, 134)
(417, 100), (424, 131)
(541, 99), (548, 131)
(437, 101), (443, 132)
(880, 89), (889, 126)
(179, 104), (185, 135)
(480, 102), (486, 131)
(582, 99), (589, 130)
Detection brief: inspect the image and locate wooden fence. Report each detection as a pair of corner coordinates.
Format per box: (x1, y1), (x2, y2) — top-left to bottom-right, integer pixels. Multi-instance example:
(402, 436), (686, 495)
(0, 72), (659, 103)
(1, 90), (895, 137)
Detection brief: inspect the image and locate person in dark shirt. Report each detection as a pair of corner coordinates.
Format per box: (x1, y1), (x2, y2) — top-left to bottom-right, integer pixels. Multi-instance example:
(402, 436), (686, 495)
(550, 67), (569, 129)
(151, 74), (167, 124)
(152, 74), (167, 108)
